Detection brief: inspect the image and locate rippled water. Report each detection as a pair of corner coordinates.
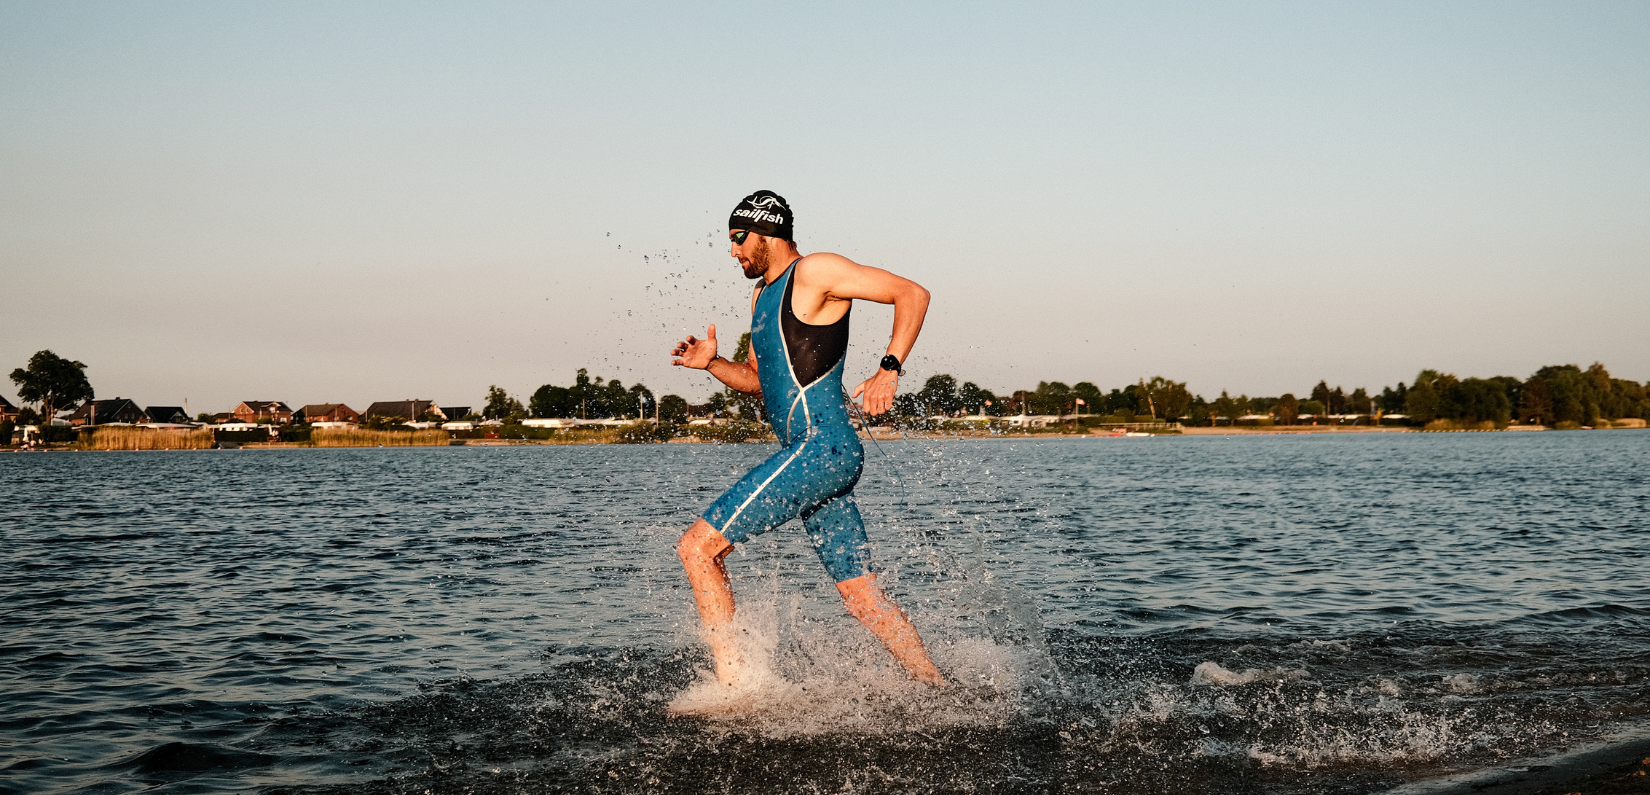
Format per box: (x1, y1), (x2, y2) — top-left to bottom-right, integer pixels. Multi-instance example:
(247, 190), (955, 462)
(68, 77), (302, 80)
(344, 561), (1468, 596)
(2, 432), (1647, 794)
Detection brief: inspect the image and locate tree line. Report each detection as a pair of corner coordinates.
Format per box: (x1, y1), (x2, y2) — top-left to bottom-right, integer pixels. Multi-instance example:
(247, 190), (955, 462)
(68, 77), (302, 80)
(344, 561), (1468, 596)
(872, 362), (1650, 428)
(10, 346), (1649, 432)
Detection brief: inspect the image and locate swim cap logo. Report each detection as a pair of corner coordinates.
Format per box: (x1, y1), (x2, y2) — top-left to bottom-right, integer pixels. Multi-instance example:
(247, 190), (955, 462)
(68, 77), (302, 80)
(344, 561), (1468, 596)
(734, 195), (788, 224)
(732, 207), (787, 224)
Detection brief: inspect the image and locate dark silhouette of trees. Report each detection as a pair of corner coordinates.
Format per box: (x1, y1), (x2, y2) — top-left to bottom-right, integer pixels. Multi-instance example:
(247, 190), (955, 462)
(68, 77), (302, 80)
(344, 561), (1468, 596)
(483, 385), (525, 420)
(915, 374), (960, 415)
(658, 395), (689, 423)
(1276, 394), (1300, 424)
(1519, 377), (1552, 424)
(530, 384), (576, 418)
(1139, 376), (1192, 420)
(957, 381), (998, 415)
(10, 350), (94, 422)
(1377, 383), (1407, 413)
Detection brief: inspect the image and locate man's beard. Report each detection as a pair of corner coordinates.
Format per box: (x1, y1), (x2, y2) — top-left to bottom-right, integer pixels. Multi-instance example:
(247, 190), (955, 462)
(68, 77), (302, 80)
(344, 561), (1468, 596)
(741, 242), (772, 280)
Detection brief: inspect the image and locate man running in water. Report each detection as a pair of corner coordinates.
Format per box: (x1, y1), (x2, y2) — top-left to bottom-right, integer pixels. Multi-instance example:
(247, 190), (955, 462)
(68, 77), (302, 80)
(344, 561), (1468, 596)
(670, 190), (944, 686)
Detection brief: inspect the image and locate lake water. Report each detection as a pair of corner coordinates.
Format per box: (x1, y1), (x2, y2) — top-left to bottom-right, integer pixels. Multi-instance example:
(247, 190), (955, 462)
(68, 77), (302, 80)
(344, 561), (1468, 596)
(2, 432), (1647, 794)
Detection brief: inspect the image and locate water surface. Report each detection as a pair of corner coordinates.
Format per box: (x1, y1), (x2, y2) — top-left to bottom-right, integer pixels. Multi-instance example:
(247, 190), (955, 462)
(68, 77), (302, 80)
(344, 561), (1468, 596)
(2, 432), (1646, 793)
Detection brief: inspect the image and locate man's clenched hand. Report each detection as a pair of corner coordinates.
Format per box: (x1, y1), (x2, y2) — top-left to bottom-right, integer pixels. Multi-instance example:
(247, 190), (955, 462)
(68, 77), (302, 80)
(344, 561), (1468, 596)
(851, 367), (899, 416)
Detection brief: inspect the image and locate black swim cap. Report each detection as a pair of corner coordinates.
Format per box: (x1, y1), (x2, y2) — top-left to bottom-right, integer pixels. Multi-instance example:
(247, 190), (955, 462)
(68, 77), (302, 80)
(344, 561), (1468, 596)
(729, 190), (793, 241)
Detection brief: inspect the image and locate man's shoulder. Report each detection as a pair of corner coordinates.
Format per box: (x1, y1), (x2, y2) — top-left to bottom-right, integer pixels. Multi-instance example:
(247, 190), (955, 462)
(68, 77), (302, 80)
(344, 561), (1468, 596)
(799, 251), (857, 267)
(795, 252), (861, 284)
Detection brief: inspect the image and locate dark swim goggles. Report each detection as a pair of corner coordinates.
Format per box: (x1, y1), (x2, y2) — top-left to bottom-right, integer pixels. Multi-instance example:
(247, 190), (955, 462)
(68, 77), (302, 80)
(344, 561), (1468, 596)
(730, 229), (750, 244)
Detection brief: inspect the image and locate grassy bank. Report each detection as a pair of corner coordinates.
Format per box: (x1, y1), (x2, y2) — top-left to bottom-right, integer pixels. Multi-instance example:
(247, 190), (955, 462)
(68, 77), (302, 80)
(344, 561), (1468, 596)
(311, 428), (451, 447)
(81, 427), (216, 450)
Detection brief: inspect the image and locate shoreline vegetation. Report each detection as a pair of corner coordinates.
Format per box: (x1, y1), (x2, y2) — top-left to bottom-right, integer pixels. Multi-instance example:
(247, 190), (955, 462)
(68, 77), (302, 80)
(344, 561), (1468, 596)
(8, 351), (1650, 450)
(22, 415), (1649, 452)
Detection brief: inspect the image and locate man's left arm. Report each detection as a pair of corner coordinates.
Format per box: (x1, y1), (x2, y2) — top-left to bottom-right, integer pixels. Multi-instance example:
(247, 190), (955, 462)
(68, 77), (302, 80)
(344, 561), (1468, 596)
(803, 254), (930, 416)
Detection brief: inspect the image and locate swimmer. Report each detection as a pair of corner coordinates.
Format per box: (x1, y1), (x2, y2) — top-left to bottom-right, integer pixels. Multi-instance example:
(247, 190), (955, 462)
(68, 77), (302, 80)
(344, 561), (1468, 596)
(671, 190), (944, 687)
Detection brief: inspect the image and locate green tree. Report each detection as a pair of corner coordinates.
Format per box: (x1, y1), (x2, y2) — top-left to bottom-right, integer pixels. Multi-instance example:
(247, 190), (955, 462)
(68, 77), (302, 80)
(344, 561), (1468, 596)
(705, 392), (728, 418)
(483, 385), (523, 420)
(1276, 393), (1300, 425)
(1139, 376), (1191, 420)
(1073, 382), (1102, 415)
(1328, 386), (1347, 415)
(1031, 381), (1072, 415)
(628, 383), (656, 419)
(1185, 395), (1211, 426)
(658, 394), (690, 423)
(1347, 388), (1372, 415)
(916, 374), (960, 415)
(530, 384), (577, 418)
(1211, 391), (1246, 425)
(1405, 370), (1446, 423)
(1519, 376), (1552, 424)
(1310, 381), (1331, 409)
(1450, 378), (1511, 425)
(1298, 399), (1326, 421)
(9, 350), (94, 422)
(892, 392), (925, 418)
(1377, 383), (1408, 413)
(957, 381), (998, 415)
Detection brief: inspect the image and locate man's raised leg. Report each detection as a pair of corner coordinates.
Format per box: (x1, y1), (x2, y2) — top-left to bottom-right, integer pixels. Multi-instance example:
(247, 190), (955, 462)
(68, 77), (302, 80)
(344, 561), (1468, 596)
(837, 574), (945, 685)
(676, 519), (743, 684)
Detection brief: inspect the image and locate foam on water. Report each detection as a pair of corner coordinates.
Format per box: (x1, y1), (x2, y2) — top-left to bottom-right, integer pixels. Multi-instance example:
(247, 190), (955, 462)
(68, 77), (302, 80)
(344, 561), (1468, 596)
(662, 557), (1044, 738)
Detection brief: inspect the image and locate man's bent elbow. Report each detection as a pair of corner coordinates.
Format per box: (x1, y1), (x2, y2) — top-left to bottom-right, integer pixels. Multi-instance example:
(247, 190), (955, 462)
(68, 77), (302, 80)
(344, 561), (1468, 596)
(899, 283), (931, 315)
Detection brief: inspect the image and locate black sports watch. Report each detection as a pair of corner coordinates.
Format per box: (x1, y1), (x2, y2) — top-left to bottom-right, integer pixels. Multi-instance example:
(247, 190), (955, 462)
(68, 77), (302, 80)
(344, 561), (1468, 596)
(879, 354), (904, 376)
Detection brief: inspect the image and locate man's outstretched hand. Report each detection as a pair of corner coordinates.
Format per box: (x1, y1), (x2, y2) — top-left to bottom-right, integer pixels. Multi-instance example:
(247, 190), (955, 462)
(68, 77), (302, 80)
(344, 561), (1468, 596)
(851, 368), (899, 416)
(672, 325), (718, 370)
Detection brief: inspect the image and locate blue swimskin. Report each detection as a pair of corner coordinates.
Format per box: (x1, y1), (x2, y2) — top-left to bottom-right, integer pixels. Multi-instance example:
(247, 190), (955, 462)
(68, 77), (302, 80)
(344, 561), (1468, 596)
(702, 260), (870, 582)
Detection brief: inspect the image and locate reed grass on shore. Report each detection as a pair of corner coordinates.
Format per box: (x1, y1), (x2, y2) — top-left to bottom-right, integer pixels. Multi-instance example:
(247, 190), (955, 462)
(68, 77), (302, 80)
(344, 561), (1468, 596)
(81, 427), (216, 450)
(312, 428), (450, 447)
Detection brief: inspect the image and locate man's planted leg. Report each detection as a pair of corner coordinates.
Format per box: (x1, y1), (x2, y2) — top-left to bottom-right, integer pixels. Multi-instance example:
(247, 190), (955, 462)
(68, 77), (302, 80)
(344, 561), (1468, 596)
(837, 574), (945, 686)
(676, 519), (743, 684)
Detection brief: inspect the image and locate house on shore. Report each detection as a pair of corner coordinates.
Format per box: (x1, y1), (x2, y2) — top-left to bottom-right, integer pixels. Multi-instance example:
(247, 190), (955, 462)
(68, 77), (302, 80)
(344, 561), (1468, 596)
(0, 395), (17, 423)
(363, 400), (442, 423)
(293, 403), (361, 424)
(146, 406), (191, 424)
(233, 401), (293, 424)
(64, 398), (149, 426)
(441, 406), (472, 420)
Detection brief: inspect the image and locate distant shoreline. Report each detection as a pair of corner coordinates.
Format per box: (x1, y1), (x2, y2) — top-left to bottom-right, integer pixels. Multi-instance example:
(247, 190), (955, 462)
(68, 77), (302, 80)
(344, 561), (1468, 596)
(12, 423), (1649, 452)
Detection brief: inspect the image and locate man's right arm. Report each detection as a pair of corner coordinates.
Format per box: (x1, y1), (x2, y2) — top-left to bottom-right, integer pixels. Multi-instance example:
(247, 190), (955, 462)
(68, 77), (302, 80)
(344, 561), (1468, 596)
(706, 356), (761, 394)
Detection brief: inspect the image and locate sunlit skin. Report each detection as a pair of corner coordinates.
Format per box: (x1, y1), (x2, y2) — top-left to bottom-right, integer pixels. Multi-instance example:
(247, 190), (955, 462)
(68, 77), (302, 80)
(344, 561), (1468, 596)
(667, 231), (943, 687)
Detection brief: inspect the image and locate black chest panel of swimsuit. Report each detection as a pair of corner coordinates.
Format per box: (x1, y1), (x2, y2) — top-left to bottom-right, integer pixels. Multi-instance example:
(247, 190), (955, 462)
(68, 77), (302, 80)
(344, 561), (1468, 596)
(780, 262), (851, 387)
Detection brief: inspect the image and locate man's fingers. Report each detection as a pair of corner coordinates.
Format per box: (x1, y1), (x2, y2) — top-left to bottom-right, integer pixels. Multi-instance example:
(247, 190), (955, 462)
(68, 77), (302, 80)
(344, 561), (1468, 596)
(707, 324), (717, 340)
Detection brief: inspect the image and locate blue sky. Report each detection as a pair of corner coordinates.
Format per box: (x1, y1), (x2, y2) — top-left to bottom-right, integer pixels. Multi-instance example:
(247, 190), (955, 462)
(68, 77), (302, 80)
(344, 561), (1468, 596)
(3, 1), (1646, 412)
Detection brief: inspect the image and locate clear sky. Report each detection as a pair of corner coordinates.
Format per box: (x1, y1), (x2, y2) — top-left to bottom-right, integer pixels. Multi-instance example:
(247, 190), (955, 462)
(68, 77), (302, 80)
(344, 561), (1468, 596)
(3, 1), (1647, 413)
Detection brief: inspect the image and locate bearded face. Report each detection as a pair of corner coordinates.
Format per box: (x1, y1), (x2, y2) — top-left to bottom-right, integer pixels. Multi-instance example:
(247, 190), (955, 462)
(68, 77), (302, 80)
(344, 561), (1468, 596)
(740, 237), (772, 280)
